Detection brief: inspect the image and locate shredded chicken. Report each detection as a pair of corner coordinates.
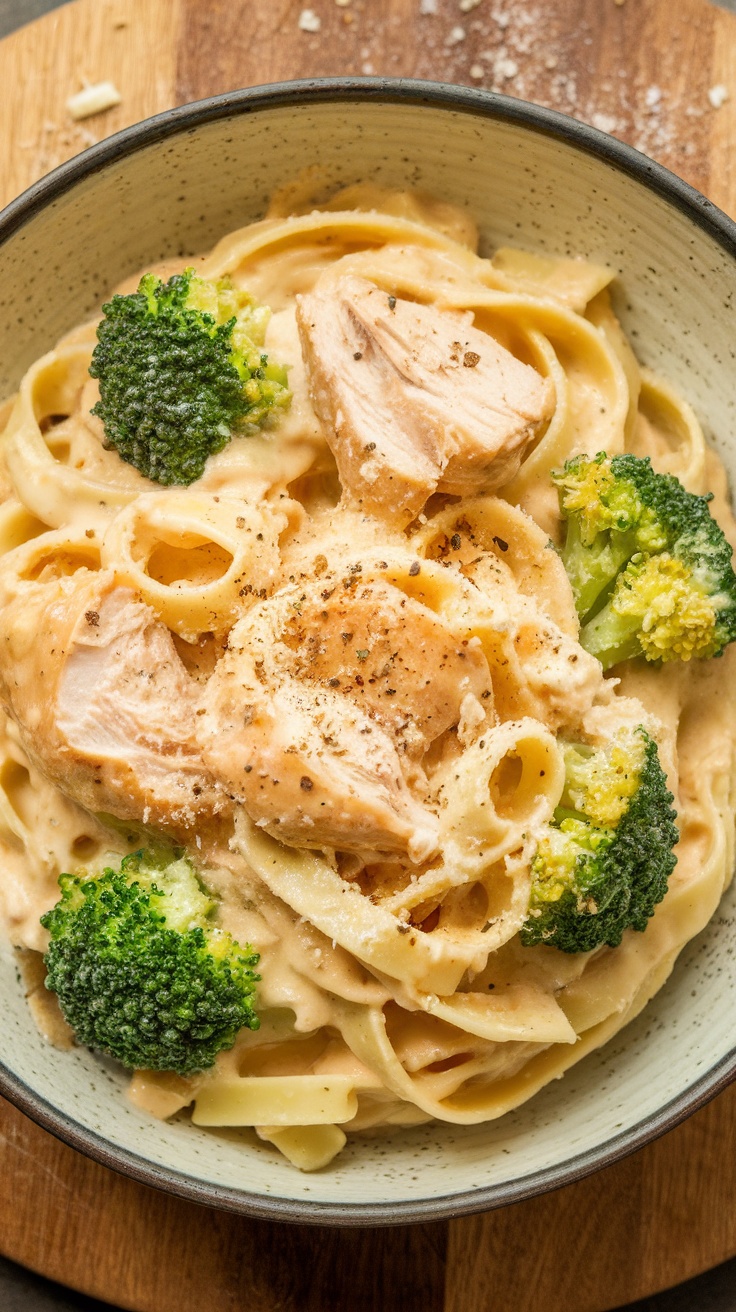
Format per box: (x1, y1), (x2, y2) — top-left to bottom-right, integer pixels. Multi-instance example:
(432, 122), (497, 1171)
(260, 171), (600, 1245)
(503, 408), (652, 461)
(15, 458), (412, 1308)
(296, 275), (554, 522)
(0, 570), (227, 832)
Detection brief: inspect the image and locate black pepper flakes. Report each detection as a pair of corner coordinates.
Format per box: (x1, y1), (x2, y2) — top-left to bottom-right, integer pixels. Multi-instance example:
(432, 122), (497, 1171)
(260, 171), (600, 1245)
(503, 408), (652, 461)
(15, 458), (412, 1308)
(300, 776), (314, 791)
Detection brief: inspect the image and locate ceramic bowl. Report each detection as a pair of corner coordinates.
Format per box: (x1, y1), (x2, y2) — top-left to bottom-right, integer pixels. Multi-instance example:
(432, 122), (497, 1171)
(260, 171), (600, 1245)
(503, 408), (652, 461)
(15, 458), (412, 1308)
(1, 81), (735, 1226)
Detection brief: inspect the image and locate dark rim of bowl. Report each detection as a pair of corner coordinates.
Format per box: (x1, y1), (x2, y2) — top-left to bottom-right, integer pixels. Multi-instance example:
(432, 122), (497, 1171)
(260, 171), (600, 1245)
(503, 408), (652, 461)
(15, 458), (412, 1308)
(1, 77), (735, 1228)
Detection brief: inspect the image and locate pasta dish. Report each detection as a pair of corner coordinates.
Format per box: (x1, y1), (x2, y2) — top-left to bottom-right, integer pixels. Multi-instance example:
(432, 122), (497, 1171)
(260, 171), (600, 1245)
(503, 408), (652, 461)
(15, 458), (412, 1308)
(0, 186), (734, 1172)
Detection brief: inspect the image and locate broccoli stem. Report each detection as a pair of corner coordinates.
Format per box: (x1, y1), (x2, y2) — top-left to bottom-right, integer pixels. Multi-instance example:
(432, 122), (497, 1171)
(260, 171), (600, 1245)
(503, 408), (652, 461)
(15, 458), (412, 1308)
(561, 518), (641, 622)
(580, 604), (644, 669)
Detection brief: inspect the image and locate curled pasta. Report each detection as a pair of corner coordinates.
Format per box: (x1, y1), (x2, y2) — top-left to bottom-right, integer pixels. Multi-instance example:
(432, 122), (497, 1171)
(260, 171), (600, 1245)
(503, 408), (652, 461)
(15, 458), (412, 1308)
(3, 347), (143, 531)
(101, 492), (286, 640)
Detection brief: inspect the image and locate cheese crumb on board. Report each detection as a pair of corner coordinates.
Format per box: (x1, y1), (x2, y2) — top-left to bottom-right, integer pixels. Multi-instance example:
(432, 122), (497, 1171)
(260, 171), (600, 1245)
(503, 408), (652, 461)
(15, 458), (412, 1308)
(66, 82), (121, 120)
(298, 8), (321, 31)
(708, 84), (729, 109)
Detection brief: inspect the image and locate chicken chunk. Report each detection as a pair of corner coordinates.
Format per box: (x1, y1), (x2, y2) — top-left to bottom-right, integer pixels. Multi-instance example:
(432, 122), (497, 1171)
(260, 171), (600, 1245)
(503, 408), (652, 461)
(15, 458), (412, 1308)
(296, 275), (554, 522)
(198, 576), (492, 859)
(202, 659), (437, 861)
(0, 570), (227, 832)
(279, 574), (493, 756)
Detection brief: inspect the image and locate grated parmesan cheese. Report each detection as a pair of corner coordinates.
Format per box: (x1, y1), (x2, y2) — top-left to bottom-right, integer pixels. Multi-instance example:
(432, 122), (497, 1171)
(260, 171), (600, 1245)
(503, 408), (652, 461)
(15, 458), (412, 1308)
(708, 84), (729, 110)
(298, 8), (322, 32)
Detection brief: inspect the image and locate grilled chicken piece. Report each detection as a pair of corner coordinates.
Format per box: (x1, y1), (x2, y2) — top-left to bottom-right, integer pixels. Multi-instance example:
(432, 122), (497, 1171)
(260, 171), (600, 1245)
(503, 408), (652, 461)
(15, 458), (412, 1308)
(198, 576), (491, 859)
(201, 660), (438, 861)
(279, 575), (493, 756)
(296, 275), (554, 522)
(0, 570), (227, 832)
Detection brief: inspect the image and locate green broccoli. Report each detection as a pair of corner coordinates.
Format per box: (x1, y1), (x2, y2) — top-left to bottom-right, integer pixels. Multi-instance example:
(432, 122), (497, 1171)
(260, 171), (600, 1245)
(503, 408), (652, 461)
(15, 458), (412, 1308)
(41, 847), (260, 1075)
(521, 726), (678, 953)
(89, 268), (291, 486)
(553, 452), (736, 668)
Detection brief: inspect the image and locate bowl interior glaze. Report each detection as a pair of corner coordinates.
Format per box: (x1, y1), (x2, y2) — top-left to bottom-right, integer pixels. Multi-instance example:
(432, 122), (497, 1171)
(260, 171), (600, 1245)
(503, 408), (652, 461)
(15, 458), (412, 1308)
(0, 82), (735, 1225)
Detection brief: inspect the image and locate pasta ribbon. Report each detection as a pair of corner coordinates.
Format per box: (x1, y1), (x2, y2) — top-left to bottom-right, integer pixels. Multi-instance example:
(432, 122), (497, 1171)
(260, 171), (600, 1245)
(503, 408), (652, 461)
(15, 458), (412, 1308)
(101, 492), (285, 640)
(2, 346), (142, 531)
(255, 1124), (348, 1171)
(434, 719), (565, 877)
(192, 1074), (360, 1127)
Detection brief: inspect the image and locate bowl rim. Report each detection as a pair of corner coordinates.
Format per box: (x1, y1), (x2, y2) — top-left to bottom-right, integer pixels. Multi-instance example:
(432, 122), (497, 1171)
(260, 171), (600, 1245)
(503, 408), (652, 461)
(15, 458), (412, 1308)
(1, 75), (735, 1227)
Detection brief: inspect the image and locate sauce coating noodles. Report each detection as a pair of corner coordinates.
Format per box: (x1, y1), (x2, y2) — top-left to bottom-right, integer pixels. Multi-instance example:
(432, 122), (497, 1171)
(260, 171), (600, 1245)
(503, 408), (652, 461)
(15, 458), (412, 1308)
(1, 188), (734, 1172)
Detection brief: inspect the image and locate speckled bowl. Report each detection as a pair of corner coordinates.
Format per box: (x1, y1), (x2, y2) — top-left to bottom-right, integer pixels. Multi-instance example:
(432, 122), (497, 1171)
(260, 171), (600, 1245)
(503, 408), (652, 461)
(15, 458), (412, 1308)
(1, 81), (735, 1226)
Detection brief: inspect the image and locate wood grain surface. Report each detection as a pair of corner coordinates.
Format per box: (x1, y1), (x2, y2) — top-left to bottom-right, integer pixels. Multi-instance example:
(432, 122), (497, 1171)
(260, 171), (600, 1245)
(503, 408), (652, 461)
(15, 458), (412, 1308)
(1, 1), (736, 1309)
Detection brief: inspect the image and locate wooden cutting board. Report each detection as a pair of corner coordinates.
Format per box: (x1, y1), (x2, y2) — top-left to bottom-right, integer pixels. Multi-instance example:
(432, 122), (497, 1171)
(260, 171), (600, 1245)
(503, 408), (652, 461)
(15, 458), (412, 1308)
(2, 1), (736, 1308)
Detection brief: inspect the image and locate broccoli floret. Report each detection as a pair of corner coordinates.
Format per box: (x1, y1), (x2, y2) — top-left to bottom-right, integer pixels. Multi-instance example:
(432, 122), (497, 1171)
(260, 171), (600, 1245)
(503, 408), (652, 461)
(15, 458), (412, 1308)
(521, 727), (678, 953)
(89, 268), (291, 486)
(553, 452), (736, 668)
(41, 847), (260, 1075)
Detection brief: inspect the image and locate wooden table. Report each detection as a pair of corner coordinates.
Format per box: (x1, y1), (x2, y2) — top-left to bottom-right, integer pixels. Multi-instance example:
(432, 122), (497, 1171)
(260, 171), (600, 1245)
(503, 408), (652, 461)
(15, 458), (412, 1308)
(1, 1), (736, 1309)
